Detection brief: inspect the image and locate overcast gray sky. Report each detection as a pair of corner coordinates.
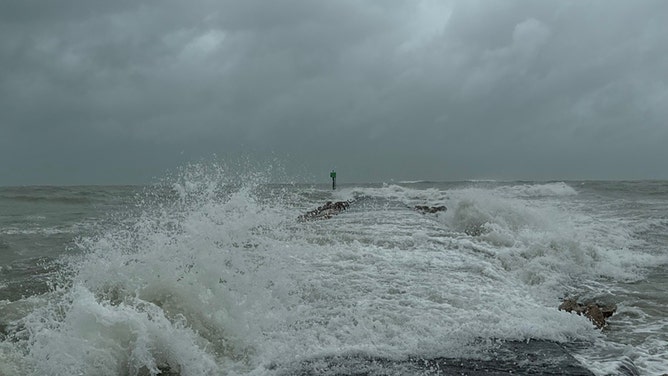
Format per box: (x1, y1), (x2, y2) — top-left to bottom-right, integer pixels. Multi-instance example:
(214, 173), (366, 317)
(1, 0), (667, 185)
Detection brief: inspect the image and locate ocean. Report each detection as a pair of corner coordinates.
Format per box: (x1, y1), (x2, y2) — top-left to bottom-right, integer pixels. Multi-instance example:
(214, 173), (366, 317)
(0, 173), (667, 375)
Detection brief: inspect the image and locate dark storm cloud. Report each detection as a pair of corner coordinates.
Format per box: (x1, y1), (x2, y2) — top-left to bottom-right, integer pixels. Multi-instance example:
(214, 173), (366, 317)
(1, 0), (667, 185)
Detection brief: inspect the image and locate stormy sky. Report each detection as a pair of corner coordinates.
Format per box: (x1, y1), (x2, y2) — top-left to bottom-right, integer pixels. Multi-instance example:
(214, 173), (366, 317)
(1, 0), (666, 185)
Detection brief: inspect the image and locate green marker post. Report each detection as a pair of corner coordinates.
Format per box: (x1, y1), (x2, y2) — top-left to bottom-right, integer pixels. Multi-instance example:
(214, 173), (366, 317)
(330, 170), (336, 190)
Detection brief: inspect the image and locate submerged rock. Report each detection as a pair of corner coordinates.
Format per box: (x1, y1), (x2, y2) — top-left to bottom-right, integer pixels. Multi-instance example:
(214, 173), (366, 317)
(559, 299), (617, 329)
(414, 205), (447, 214)
(464, 222), (486, 236)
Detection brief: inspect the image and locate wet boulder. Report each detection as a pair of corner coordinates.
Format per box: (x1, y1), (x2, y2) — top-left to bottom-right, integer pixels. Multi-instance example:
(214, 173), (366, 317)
(298, 201), (351, 221)
(559, 298), (617, 329)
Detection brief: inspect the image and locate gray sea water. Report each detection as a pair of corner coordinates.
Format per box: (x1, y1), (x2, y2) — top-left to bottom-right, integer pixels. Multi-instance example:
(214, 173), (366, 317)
(0, 175), (666, 375)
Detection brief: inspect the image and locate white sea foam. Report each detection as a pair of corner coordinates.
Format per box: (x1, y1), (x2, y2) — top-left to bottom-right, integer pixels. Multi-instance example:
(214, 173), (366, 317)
(336, 182), (662, 300)
(22, 285), (220, 375)
(446, 191), (651, 285)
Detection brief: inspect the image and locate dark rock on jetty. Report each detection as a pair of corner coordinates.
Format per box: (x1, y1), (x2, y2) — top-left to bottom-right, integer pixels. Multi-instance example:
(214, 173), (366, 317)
(414, 205), (447, 214)
(298, 201), (351, 221)
(559, 298), (617, 329)
(275, 340), (595, 375)
(299, 201), (447, 221)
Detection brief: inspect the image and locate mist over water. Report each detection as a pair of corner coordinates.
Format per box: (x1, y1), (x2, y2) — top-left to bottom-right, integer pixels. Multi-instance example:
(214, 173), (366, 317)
(0, 167), (667, 375)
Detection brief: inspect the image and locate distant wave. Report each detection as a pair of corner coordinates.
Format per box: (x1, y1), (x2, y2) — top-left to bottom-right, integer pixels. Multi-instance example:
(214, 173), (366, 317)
(397, 180), (429, 184)
(495, 182), (578, 197)
(4, 195), (91, 204)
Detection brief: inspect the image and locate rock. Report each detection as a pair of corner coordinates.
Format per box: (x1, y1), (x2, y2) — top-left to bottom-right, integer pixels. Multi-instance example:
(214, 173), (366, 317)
(275, 340), (595, 375)
(298, 201), (350, 221)
(559, 298), (617, 329)
(414, 205), (447, 214)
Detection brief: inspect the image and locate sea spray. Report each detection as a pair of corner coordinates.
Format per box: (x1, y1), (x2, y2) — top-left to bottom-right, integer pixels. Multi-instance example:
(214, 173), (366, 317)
(11, 165), (303, 375)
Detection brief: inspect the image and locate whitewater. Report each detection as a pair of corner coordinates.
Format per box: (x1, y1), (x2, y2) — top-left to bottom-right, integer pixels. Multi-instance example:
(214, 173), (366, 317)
(0, 170), (666, 375)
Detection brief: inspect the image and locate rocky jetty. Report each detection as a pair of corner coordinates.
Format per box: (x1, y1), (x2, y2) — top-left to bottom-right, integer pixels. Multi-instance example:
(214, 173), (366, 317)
(298, 201), (351, 221)
(558, 298), (617, 329)
(299, 201), (447, 221)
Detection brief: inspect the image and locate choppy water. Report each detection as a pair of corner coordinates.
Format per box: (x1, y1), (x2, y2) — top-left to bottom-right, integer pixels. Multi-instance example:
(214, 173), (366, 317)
(0, 172), (666, 375)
